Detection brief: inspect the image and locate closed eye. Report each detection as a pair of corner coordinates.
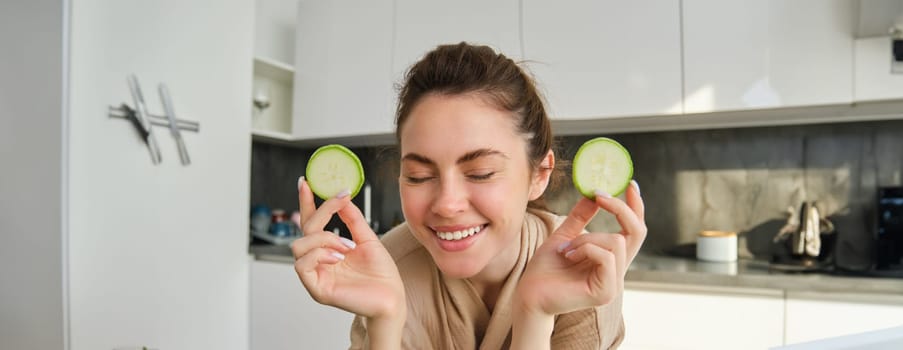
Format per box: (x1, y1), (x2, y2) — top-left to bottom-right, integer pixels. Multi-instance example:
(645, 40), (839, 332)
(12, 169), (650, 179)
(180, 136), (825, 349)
(404, 176), (434, 184)
(468, 172), (495, 181)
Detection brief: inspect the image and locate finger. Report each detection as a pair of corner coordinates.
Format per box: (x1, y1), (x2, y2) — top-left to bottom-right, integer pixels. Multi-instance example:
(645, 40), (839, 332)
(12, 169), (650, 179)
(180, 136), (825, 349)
(302, 190), (353, 234)
(626, 180), (645, 222)
(294, 247), (344, 301)
(554, 197), (601, 240)
(337, 200), (380, 244)
(595, 192), (647, 263)
(563, 243), (622, 299)
(290, 231), (356, 260)
(298, 176), (317, 227)
(563, 233), (627, 278)
(564, 242), (615, 269)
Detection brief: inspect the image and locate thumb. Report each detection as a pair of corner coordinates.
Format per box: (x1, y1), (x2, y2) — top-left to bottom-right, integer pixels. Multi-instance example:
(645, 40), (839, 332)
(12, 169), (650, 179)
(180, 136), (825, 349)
(337, 202), (379, 244)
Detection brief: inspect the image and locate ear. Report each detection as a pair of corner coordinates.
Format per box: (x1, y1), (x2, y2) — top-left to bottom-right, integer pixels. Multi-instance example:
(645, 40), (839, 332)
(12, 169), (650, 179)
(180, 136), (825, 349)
(528, 149), (555, 201)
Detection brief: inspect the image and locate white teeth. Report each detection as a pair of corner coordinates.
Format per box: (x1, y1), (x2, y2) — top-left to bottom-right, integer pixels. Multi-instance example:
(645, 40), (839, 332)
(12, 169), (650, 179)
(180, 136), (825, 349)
(436, 225), (483, 241)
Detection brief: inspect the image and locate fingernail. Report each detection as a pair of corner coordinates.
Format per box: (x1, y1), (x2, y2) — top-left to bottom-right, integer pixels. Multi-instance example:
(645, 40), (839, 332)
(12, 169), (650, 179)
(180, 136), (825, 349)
(557, 241), (571, 253)
(330, 251), (346, 260)
(631, 180), (641, 195)
(339, 237), (357, 249)
(595, 189), (612, 199)
(565, 249), (577, 258)
(297, 176), (305, 191)
(291, 213), (301, 229)
(335, 189), (351, 199)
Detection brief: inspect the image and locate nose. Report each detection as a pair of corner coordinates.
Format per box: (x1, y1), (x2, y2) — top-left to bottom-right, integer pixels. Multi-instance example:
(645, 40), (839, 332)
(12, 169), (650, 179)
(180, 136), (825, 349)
(431, 177), (468, 217)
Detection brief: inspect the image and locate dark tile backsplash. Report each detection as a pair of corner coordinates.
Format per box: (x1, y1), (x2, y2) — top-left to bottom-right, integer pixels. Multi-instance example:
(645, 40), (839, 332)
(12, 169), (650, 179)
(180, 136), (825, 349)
(251, 119), (903, 269)
(250, 143), (403, 235)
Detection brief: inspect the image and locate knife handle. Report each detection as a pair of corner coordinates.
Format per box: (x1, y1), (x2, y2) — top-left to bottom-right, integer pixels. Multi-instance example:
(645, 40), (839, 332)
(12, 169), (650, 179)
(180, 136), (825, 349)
(176, 139), (191, 165)
(159, 84), (191, 165)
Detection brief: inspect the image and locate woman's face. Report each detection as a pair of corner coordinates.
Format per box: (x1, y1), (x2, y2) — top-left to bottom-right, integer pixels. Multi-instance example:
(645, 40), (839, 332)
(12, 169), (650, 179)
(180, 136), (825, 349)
(398, 93), (547, 279)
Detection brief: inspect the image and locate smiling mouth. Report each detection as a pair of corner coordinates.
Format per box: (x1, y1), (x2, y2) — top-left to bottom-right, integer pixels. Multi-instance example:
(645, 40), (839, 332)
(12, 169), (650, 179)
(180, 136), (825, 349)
(434, 225), (485, 241)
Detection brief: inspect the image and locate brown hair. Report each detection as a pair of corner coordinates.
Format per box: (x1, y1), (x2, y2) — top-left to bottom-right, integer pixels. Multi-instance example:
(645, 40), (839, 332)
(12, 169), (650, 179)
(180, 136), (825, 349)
(394, 42), (565, 211)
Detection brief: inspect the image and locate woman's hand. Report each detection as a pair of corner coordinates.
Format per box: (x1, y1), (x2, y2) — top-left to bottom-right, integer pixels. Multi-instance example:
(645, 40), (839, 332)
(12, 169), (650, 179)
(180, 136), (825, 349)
(290, 177), (406, 322)
(511, 181), (646, 348)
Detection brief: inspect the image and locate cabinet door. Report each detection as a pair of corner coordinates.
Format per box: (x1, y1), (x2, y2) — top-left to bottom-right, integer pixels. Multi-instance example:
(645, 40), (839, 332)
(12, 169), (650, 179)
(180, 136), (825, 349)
(251, 260), (354, 350)
(785, 292), (903, 345)
(622, 285), (785, 350)
(392, 0), (521, 83)
(522, 0), (683, 120)
(293, 0), (395, 139)
(683, 0), (854, 113)
(254, 0), (298, 65)
(67, 0), (252, 348)
(855, 36), (903, 102)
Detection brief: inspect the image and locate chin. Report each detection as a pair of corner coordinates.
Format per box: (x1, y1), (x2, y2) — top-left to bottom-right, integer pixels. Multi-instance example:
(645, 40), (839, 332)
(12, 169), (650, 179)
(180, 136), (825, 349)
(433, 256), (484, 279)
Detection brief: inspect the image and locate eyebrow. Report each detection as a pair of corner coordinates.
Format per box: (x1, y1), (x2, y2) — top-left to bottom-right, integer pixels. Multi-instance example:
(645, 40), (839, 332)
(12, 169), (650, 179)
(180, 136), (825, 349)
(401, 148), (508, 166)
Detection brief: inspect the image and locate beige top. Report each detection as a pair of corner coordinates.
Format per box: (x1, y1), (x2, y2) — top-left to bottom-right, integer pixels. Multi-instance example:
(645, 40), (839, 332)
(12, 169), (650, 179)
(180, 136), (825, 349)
(349, 210), (625, 349)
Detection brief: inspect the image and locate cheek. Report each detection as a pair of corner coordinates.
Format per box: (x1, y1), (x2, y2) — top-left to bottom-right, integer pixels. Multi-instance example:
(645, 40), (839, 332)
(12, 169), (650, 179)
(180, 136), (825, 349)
(469, 180), (530, 214)
(399, 185), (429, 221)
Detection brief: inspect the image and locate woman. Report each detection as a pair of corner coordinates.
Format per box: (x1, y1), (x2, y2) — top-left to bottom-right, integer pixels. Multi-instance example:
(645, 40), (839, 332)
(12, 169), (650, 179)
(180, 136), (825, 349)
(291, 42), (647, 349)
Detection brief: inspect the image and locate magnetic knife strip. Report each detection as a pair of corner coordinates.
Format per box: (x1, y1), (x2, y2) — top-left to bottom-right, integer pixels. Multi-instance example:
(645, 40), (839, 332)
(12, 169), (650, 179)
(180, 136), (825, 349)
(108, 74), (199, 165)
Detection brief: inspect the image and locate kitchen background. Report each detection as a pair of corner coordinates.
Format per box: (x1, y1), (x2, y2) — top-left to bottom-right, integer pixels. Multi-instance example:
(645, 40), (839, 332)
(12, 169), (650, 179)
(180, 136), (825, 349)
(251, 118), (903, 271)
(7, 0), (903, 349)
(214, 0), (903, 348)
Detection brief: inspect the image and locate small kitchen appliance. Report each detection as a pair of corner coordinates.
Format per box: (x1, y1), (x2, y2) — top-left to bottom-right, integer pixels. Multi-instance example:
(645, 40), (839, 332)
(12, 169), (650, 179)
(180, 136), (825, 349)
(876, 186), (903, 271)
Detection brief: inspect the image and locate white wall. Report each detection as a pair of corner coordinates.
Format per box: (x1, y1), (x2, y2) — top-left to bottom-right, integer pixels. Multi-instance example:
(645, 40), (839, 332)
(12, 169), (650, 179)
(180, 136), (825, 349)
(0, 0), (66, 349)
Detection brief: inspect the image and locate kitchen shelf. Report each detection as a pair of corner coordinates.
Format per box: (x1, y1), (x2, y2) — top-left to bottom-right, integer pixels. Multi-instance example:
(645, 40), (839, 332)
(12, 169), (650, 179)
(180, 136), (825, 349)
(253, 56), (294, 83)
(250, 229), (299, 246)
(251, 56), (294, 139)
(251, 128), (295, 143)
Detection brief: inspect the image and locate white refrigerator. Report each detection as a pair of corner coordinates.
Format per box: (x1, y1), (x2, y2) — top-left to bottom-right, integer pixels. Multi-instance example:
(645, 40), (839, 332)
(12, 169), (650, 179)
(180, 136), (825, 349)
(1, 0), (254, 348)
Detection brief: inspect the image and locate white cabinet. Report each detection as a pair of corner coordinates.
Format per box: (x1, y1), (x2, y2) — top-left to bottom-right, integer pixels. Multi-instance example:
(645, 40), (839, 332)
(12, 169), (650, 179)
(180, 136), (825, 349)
(293, 0), (396, 140)
(621, 283), (785, 350)
(855, 36), (903, 102)
(522, 0), (683, 120)
(682, 0), (855, 113)
(251, 260), (354, 350)
(784, 292), (903, 345)
(392, 0), (521, 81)
(252, 0), (298, 141)
(254, 0), (298, 65)
(280, 0), (902, 142)
(2, 0), (253, 348)
(290, 0), (519, 143)
(252, 57), (295, 140)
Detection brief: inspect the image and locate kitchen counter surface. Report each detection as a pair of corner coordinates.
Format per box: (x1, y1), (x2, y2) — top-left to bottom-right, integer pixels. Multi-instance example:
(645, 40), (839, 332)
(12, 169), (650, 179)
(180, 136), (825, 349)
(251, 244), (903, 298)
(625, 254), (903, 298)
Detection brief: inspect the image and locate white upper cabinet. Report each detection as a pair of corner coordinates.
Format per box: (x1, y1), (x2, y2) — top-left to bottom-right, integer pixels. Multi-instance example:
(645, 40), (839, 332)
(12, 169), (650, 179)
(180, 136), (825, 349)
(254, 0), (298, 65)
(251, 0), (298, 141)
(392, 0), (521, 83)
(855, 36), (903, 102)
(682, 0), (855, 113)
(293, 0), (396, 140)
(522, 0), (683, 120)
